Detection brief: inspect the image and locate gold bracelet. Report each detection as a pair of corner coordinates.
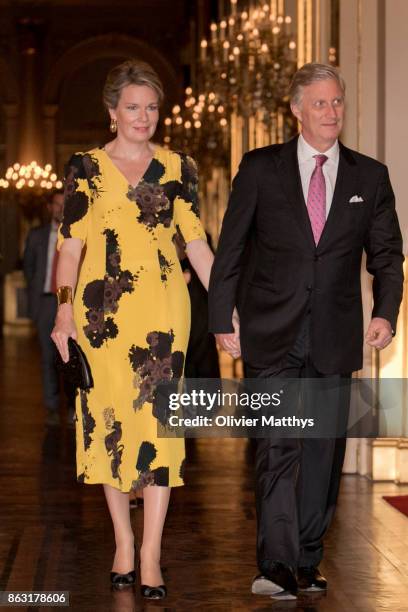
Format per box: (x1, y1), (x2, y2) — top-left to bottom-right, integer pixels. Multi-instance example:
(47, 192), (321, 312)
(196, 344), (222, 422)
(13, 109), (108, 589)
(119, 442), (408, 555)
(56, 285), (73, 306)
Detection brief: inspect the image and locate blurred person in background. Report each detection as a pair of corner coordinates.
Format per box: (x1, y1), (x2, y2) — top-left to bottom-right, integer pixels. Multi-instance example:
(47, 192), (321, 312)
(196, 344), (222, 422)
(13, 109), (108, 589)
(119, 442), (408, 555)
(23, 189), (76, 426)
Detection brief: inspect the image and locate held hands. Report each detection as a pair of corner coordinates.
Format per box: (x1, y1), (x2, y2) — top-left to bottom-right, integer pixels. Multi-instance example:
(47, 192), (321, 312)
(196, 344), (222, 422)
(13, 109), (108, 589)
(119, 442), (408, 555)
(51, 304), (78, 363)
(365, 317), (393, 350)
(215, 307), (241, 359)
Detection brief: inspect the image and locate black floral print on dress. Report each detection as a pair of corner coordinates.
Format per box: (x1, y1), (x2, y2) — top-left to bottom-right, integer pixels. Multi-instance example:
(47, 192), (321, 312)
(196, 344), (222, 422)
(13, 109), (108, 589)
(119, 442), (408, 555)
(61, 153), (102, 238)
(104, 407), (124, 484)
(82, 154), (103, 193)
(80, 390), (96, 451)
(77, 464), (90, 483)
(82, 229), (135, 348)
(104, 229), (134, 311)
(128, 330), (185, 424)
(125, 153), (200, 231)
(179, 458), (186, 480)
(174, 224), (186, 247)
(83, 280), (118, 347)
(153, 466), (169, 486)
(61, 156), (89, 238)
(178, 153), (200, 218)
(131, 441), (169, 490)
(144, 158), (166, 184)
(131, 471), (155, 490)
(136, 440), (157, 470)
(157, 250), (173, 284)
(127, 181), (172, 230)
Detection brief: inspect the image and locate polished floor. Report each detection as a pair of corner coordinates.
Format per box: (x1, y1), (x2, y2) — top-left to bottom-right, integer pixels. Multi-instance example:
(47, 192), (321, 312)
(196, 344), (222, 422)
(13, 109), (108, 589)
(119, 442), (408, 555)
(1, 335), (408, 611)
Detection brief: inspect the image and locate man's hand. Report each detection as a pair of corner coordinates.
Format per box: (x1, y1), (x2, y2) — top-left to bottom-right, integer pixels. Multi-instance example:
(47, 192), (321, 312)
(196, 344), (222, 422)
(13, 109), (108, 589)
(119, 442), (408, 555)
(215, 308), (241, 359)
(365, 317), (393, 350)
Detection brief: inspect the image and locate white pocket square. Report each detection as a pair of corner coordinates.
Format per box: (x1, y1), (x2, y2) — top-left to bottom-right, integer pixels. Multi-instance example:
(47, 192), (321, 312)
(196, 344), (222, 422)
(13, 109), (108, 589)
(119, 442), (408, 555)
(349, 195), (364, 203)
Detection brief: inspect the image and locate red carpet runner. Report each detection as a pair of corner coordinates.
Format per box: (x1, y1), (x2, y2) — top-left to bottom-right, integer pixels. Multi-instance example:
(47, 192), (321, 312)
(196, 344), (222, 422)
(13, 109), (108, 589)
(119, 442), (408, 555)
(383, 496), (408, 517)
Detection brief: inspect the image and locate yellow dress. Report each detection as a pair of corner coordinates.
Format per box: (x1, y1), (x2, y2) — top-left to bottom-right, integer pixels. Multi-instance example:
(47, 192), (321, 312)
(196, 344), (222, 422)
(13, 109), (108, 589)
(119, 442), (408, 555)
(57, 145), (206, 491)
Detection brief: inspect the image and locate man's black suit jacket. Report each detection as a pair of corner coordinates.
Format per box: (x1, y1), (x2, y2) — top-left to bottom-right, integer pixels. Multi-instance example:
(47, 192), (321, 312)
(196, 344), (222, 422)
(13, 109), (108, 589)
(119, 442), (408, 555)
(208, 136), (404, 374)
(23, 224), (52, 321)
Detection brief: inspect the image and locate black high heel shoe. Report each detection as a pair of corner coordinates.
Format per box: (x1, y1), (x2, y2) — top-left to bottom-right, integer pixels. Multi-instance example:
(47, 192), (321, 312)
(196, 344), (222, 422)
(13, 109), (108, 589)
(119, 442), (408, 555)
(140, 584), (167, 600)
(110, 570), (136, 589)
(139, 561), (167, 599)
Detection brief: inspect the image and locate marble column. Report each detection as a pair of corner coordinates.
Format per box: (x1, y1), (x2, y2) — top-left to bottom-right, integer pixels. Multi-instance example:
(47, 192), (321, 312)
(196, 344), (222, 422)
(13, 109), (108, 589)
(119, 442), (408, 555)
(17, 18), (44, 165)
(42, 104), (58, 170)
(2, 103), (19, 168)
(340, 0), (408, 481)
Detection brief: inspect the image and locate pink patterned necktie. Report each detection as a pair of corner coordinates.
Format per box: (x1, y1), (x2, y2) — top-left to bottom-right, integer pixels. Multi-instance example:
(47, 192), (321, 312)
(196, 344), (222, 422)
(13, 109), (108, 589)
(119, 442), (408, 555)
(307, 154), (328, 245)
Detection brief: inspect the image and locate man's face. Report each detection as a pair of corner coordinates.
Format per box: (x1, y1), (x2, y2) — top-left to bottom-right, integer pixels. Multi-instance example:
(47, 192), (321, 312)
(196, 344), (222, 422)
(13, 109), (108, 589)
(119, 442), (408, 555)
(291, 78), (345, 151)
(48, 193), (64, 223)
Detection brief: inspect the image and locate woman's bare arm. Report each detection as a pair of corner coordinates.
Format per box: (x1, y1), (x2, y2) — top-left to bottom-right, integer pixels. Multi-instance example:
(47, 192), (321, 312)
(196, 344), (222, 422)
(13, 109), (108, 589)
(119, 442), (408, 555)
(185, 238), (241, 358)
(51, 238), (83, 363)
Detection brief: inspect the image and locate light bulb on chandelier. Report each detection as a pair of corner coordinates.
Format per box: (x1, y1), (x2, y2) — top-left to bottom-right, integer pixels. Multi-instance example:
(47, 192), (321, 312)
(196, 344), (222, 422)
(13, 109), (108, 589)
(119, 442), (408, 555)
(0, 161), (63, 190)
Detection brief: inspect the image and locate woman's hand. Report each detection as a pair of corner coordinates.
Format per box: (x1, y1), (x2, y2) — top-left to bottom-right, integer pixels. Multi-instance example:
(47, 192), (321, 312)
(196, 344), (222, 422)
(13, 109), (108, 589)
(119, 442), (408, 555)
(51, 304), (78, 363)
(50, 238), (83, 362)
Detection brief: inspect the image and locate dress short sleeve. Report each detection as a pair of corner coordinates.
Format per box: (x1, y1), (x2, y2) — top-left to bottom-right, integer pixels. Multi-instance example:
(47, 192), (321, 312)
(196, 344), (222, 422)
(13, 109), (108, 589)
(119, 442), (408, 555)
(173, 153), (207, 244)
(57, 153), (93, 249)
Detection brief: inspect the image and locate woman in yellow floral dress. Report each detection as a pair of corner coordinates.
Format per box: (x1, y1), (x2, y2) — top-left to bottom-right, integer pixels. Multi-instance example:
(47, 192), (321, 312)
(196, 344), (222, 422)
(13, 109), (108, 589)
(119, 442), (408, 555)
(51, 60), (225, 598)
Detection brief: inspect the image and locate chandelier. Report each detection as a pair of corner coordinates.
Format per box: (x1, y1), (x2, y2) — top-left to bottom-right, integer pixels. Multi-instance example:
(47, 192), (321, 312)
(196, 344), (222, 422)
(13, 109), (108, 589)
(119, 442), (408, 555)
(0, 161), (64, 226)
(164, 0), (298, 170)
(0, 161), (63, 191)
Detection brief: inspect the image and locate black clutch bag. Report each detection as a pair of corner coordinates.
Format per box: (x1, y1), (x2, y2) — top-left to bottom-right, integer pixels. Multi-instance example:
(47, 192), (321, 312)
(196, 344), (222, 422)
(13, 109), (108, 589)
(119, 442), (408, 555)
(55, 338), (94, 390)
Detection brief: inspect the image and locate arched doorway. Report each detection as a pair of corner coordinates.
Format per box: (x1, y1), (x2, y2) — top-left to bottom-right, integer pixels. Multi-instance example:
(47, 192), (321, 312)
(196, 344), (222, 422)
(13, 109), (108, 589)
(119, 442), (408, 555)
(43, 34), (180, 173)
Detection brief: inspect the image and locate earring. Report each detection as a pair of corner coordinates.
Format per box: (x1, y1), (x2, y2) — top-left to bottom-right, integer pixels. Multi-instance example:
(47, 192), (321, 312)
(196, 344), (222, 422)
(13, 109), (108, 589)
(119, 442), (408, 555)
(110, 118), (117, 133)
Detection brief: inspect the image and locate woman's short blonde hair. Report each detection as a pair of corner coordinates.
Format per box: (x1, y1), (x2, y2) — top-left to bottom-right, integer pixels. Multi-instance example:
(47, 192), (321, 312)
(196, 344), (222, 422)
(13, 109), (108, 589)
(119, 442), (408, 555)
(289, 63), (345, 107)
(103, 59), (164, 109)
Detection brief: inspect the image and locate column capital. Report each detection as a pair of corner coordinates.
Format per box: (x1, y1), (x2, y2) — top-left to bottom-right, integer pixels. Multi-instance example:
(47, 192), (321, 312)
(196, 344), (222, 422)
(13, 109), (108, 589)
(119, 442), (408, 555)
(17, 17), (45, 55)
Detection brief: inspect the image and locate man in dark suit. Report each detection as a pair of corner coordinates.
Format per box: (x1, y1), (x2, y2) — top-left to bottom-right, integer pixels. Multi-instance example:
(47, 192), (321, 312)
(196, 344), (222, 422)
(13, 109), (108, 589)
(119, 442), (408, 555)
(208, 63), (404, 598)
(23, 189), (75, 426)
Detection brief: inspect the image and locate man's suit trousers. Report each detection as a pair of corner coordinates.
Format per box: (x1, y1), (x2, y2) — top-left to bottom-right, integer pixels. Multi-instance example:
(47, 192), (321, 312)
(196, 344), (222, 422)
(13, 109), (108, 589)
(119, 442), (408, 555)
(245, 314), (351, 570)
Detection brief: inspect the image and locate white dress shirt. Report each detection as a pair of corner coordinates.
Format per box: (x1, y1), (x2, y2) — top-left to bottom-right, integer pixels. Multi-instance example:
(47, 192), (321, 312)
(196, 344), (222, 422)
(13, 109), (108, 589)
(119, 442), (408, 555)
(43, 221), (59, 292)
(297, 134), (340, 218)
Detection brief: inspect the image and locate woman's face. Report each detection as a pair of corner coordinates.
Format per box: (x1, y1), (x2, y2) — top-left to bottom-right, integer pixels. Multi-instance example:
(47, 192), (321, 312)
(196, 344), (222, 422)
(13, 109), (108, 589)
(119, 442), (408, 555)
(110, 84), (160, 144)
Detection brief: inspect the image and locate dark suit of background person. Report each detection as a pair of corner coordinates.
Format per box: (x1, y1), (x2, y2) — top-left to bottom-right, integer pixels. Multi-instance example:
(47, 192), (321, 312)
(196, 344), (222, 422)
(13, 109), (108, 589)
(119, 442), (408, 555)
(208, 64), (404, 597)
(23, 191), (75, 426)
(181, 233), (220, 380)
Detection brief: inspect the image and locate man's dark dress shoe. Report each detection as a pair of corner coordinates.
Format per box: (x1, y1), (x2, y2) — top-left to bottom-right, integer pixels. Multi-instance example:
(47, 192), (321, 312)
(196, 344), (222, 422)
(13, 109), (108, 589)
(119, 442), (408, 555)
(297, 566), (327, 591)
(252, 561), (297, 598)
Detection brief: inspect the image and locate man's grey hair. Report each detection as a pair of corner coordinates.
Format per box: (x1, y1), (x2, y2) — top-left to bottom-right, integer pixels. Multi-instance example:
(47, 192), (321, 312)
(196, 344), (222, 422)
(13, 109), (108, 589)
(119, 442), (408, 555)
(289, 63), (346, 107)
